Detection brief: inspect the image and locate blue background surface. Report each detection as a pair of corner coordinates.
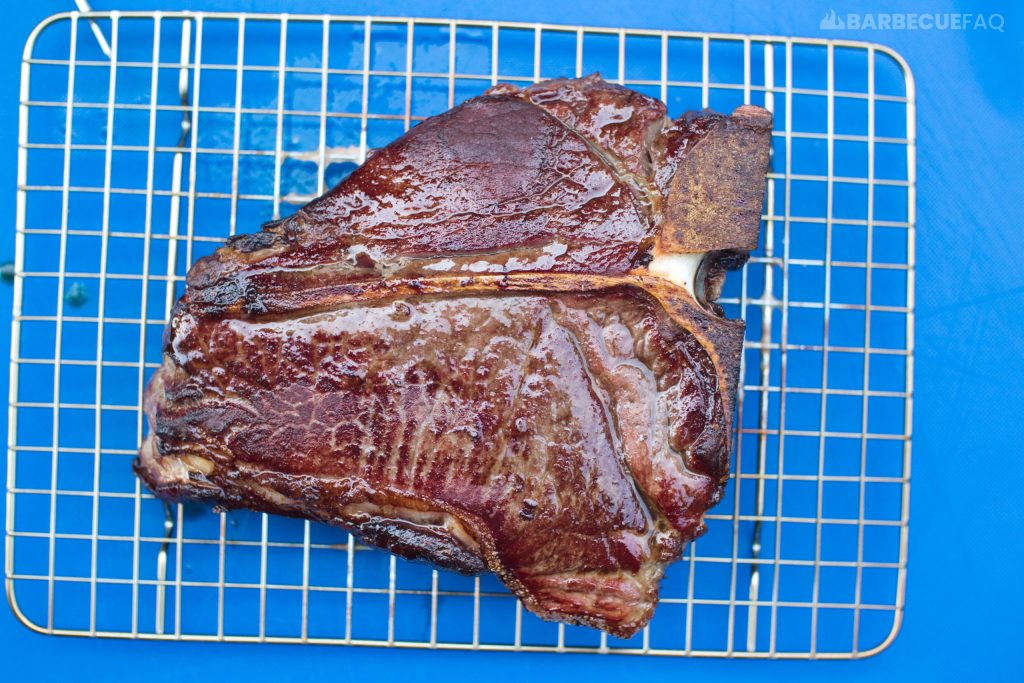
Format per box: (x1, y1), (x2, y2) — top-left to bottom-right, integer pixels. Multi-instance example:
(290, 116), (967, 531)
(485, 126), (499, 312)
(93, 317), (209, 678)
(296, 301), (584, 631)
(1, 0), (1021, 679)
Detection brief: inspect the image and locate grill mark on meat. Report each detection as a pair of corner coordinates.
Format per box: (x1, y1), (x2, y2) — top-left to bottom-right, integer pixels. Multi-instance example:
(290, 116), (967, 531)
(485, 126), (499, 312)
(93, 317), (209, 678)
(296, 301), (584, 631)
(392, 382), (418, 486)
(405, 369), (439, 489)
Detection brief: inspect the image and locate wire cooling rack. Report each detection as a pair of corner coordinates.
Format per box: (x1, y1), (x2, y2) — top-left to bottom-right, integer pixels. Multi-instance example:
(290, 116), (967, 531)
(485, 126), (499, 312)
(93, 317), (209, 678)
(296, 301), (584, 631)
(5, 10), (914, 658)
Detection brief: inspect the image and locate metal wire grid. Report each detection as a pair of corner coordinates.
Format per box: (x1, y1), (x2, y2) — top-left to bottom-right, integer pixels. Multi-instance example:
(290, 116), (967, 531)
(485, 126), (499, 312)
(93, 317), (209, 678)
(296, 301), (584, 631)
(5, 11), (914, 658)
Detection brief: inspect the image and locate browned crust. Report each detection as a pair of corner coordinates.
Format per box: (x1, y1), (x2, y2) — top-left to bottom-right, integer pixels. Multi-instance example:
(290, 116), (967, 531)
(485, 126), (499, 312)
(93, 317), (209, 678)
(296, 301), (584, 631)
(139, 77), (770, 639)
(655, 104), (773, 254)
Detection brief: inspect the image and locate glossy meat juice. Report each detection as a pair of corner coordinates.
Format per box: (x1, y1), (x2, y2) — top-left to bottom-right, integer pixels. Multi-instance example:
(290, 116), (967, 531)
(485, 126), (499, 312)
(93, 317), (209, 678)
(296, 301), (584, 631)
(137, 75), (772, 636)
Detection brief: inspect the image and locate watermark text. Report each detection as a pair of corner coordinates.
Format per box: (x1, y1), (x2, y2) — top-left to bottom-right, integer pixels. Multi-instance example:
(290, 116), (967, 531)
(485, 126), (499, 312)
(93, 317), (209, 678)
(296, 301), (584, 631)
(820, 9), (1005, 32)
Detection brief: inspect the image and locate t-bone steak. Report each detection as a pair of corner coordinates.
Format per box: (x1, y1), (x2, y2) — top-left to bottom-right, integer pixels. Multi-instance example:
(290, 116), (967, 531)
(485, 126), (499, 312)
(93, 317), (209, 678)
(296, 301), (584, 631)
(135, 74), (772, 638)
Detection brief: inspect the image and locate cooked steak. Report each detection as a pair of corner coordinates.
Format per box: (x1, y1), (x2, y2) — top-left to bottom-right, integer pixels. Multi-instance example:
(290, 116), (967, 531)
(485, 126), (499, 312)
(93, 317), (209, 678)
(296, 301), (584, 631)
(136, 74), (772, 638)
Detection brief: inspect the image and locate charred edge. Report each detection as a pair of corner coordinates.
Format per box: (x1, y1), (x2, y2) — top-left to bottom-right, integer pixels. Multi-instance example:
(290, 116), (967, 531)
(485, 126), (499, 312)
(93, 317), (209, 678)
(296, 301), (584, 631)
(356, 518), (487, 574)
(697, 249), (751, 317)
(136, 451), (490, 576)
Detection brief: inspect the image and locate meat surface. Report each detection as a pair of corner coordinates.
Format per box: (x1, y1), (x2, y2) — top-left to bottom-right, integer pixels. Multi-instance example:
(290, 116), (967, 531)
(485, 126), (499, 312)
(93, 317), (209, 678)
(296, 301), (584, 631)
(136, 74), (772, 638)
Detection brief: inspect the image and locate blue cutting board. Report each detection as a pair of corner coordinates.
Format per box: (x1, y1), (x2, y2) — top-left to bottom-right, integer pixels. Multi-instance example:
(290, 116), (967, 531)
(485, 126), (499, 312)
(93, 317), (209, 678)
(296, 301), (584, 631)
(0, 0), (1020, 680)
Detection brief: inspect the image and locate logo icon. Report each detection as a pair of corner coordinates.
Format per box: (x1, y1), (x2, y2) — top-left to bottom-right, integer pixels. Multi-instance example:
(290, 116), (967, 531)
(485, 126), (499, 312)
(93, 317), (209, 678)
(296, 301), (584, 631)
(820, 9), (846, 30)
